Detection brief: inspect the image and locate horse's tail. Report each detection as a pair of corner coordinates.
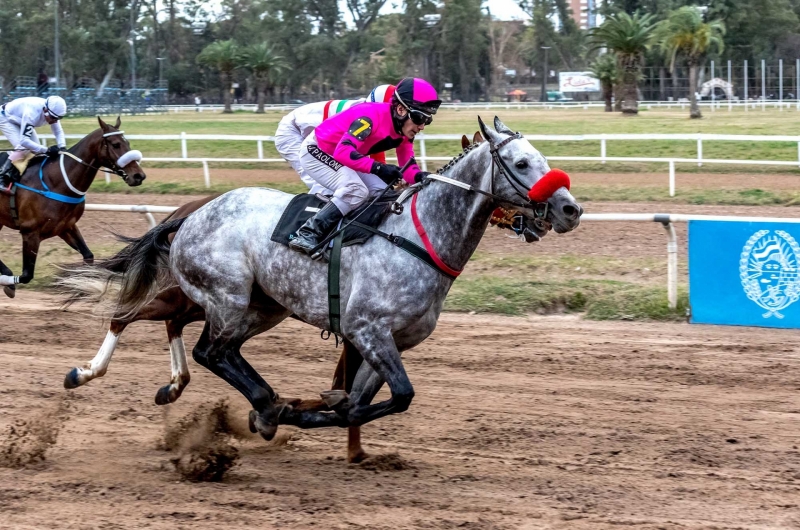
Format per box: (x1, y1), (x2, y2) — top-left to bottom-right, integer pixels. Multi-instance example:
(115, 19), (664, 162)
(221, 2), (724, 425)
(56, 217), (186, 318)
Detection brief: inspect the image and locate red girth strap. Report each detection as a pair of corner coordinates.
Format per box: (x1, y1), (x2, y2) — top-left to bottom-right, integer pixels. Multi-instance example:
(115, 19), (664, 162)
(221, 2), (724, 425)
(411, 193), (463, 278)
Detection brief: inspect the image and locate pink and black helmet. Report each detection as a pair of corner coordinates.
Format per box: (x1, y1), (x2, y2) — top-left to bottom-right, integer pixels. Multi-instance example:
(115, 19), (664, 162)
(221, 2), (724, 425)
(393, 77), (442, 116)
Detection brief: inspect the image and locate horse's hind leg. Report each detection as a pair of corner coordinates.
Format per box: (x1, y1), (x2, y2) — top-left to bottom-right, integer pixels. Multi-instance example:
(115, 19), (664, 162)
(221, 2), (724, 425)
(192, 306), (291, 441)
(154, 319), (192, 405)
(0, 255), (15, 299)
(331, 339), (368, 463)
(64, 321), (126, 388)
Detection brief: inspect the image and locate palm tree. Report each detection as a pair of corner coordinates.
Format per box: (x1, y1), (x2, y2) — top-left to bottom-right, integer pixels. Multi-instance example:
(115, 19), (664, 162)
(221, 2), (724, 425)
(588, 12), (657, 115)
(589, 54), (617, 112)
(655, 6), (725, 119)
(197, 40), (239, 113)
(239, 43), (287, 114)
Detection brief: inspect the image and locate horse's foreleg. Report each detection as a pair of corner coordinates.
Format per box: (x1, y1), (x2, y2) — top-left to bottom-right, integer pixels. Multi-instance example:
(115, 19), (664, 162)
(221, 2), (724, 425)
(0, 252), (16, 298)
(332, 340), (368, 463)
(59, 225), (94, 264)
(282, 328), (412, 430)
(64, 321), (127, 388)
(154, 319), (192, 405)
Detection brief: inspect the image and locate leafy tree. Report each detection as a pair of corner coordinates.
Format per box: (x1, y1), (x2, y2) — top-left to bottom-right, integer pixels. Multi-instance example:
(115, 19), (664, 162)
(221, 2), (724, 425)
(239, 43), (287, 113)
(655, 6), (725, 119)
(196, 40), (239, 112)
(589, 53), (617, 112)
(588, 11), (657, 114)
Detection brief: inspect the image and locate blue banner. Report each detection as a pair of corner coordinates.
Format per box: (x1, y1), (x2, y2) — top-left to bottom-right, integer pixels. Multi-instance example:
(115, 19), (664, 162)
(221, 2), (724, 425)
(689, 220), (800, 328)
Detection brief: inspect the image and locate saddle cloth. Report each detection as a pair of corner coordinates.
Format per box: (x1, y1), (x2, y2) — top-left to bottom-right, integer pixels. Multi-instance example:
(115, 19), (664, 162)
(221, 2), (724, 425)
(271, 191), (401, 248)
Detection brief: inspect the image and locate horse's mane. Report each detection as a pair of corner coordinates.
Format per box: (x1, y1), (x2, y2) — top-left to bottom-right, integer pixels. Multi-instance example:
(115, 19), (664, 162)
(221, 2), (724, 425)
(436, 140), (484, 176)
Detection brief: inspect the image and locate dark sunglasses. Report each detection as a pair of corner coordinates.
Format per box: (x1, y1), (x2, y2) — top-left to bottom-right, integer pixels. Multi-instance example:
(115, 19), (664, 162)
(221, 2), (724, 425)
(396, 93), (433, 126)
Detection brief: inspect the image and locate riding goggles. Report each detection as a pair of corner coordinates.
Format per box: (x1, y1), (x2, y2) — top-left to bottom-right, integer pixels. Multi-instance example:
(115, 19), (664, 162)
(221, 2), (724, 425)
(44, 109), (63, 121)
(395, 92), (433, 126)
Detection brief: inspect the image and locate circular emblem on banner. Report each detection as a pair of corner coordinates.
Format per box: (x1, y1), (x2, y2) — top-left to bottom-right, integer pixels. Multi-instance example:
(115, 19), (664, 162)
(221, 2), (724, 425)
(740, 229), (800, 319)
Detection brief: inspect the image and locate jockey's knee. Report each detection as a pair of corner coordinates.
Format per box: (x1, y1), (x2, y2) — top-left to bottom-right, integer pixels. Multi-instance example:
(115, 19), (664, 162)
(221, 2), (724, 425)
(334, 181), (369, 214)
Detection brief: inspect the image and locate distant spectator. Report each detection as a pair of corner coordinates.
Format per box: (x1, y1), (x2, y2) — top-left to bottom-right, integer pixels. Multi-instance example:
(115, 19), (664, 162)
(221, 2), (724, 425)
(36, 68), (50, 96)
(195, 95), (201, 111)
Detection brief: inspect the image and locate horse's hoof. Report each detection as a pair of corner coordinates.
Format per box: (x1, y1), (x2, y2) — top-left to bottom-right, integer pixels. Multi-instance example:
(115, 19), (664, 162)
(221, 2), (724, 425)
(63, 368), (83, 389)
(348, 449), (369, 464)
(154, 385), (174, 406)
(320, 390), (349, 410)
(249, 409), (278, 441)
(3, 285), (15, 298)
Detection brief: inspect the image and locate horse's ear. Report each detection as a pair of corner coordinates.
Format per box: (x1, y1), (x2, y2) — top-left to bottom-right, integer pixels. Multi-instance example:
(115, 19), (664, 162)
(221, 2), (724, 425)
(478, 116), (501, 145)
(473, 131), (484, 144)
(114, 115), (121, 129)
(97, 116), (109, 130)
(493, 116), (514, 136)
(461, 135), (470, 150)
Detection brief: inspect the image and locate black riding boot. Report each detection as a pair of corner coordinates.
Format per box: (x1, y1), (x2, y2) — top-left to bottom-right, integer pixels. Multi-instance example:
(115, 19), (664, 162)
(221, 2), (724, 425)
(0, 158), (19, 195)
(288, 201), (345, 256)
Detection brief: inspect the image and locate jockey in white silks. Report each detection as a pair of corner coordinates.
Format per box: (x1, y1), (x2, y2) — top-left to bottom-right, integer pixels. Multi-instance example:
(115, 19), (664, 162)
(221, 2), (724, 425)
(0, 95), (68, 194)
(274, 85), (396, 194)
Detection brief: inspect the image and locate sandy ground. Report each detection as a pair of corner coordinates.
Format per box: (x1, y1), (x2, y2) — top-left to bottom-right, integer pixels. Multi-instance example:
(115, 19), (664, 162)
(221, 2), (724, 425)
(1, 292), (800, 529)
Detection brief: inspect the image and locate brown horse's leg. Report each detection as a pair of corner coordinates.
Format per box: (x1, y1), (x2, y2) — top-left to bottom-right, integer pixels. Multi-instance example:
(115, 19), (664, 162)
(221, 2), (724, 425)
(65, 320), (128, 388)
(9, 231), (40, 286)
(339, 339), (367, 463)
(0, 231), (15, 298)
(59, 225), (94, 264)
(154, 318), (195, 405)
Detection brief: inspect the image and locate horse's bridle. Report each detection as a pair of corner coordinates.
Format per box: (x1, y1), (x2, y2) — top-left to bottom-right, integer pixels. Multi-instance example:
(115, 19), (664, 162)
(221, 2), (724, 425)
(61, 131), (131, 180)
(398, 132), (549, 223)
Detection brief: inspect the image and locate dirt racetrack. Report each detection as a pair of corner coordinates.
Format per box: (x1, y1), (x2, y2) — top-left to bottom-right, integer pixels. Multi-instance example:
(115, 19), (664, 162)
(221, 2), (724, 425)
(1, 291), (800, 529)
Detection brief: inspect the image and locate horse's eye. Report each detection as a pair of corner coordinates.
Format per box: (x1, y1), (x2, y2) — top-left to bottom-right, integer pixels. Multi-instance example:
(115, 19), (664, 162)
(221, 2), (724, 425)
(515, 160), (529, 170)
(112, 143), (121, 149)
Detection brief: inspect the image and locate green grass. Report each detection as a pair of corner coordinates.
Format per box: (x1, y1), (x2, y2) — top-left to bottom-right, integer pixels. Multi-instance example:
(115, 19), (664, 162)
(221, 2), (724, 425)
(7, 107), (800, 173)
(445, 276), (689, 321)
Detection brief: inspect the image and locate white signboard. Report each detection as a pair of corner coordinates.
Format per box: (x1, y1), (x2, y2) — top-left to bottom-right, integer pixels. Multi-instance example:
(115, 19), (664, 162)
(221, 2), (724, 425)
(559, 72), (601, 93)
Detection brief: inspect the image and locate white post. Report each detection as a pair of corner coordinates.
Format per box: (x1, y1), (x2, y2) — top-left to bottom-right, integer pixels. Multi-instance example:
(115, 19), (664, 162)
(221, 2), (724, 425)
(744, 60), (748, 112)
(419, 133), (428, 172)
(762, 59), (766, 111)
(696, 138), (703, 167)
(257, 140), (264, 159)
(664, 222), (678, 310)
(105, 173), (111, 184)
(780, 59), (784, 110)
(600, 137), (606, 164)
(181, 131), (188, 159)
(144, 212), (157, 229)
(727, 60), (732, 111)
(202, 160), (210, 188)
(711, 60), (715, 112)
(669, 160), (676, 197)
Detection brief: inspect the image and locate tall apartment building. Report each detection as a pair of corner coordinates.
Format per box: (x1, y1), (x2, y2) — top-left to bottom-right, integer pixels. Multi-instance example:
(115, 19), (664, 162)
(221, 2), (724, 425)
(569, 0), (596, 29)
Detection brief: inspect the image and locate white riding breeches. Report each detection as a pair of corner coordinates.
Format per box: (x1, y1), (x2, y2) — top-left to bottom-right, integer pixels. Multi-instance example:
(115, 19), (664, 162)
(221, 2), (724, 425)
(0, 115), (39, 162)
(300, 132), (387, 215)
(274, 120), (329, 195)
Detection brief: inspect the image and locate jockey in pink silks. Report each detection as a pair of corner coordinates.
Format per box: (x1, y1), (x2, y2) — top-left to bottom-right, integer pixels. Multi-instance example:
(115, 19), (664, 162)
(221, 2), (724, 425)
(289, 77), (441, 255)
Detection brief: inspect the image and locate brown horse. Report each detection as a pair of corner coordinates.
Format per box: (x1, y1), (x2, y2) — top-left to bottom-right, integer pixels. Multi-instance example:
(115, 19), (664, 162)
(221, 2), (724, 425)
(0, 116), (145, 298)
(61, 194), (370, 463)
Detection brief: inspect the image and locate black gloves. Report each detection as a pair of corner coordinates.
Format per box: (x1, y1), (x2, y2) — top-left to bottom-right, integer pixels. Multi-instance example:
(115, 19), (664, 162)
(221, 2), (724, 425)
(413, 171), (430, 183)
(45, 145), (61, 158)
(371, 161), (404, 185)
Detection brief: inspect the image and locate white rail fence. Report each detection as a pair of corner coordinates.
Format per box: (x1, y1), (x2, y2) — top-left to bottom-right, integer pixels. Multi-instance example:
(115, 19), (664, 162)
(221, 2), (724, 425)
(10, 132), (800, 196)
(84, 204), (800, 311)
(161, 100), (800, 113)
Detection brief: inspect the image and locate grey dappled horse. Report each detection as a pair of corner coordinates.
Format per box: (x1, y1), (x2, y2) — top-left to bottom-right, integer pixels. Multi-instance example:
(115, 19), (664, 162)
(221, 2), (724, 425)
(69, 117), (582, 441)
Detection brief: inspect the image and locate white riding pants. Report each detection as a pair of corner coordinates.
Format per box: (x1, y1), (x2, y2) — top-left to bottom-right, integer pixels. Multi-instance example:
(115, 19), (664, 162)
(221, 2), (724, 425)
(0, 115), (38, 162)
(300, 132), (387, 215)
(274, 119), (329, 195)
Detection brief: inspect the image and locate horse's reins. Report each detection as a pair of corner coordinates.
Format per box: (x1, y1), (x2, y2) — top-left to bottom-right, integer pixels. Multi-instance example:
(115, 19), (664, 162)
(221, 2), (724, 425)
(62, 131), (133, 179)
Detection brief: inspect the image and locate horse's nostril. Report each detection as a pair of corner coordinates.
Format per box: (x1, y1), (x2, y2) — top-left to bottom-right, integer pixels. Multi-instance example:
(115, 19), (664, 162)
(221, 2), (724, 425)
(562, 204), (579, 219)
(136, 173), (145, 181)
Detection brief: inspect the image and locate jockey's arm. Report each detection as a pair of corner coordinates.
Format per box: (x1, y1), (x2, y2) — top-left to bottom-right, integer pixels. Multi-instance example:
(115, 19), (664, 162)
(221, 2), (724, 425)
(50, 120), (67, 148)
(17, 116), (46, 154)
(395, 138), (423, 185)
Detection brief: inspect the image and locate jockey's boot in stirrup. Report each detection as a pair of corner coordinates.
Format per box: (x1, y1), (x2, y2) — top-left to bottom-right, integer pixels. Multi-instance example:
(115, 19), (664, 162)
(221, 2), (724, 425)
(289, 201), (345, 256)
(0, 158), (19, 195)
